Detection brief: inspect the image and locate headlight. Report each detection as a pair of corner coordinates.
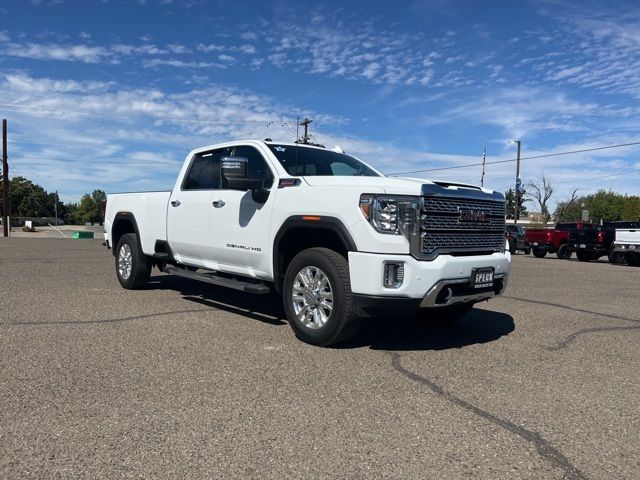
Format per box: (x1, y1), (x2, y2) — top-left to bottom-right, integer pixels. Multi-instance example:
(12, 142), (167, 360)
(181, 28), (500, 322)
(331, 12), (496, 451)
(359, 194), (419, 235)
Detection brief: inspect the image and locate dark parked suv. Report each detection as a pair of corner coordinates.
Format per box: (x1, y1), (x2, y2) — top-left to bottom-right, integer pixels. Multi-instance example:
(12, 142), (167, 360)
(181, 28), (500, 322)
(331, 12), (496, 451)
(505, 225), (529, 254)
(568, 221), (640, 262)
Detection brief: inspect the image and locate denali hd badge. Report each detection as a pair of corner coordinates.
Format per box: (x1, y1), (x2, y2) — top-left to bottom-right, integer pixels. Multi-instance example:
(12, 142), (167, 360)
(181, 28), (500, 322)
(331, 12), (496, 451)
(458, 209), (489, 222)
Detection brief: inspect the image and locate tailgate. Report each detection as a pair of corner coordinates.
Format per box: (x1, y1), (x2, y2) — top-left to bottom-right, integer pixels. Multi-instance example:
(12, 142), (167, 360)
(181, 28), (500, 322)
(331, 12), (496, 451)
(524, 229), (550, 242)
(616, 229), (640, 244)
(569, 229), (598, 243)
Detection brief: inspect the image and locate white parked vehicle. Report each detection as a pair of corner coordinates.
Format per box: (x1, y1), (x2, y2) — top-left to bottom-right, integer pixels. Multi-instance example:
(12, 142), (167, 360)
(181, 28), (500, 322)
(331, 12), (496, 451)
(613, 228), (640, 266)
(104, 140), (510, 345)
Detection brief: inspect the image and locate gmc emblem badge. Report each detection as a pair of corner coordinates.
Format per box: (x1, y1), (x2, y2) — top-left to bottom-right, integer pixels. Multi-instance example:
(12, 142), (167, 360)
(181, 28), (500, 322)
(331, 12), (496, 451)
(458, 209), (489, 222)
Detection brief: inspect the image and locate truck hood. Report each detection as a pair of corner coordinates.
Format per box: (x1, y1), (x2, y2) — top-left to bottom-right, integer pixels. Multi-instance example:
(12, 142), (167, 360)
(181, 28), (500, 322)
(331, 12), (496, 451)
(302, 176), (498, 196)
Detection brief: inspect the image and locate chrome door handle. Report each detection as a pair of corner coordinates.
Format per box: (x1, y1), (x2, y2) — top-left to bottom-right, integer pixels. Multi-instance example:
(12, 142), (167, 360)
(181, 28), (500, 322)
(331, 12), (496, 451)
(212, 200), (225, 208)
(170, 200), (181, 207)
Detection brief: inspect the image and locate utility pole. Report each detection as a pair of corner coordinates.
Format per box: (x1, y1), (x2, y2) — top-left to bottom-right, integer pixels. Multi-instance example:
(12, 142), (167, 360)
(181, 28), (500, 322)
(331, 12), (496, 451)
(509, 139), (521, 224)
(2, 119), (8, 237)
(299, 118), (312, 144)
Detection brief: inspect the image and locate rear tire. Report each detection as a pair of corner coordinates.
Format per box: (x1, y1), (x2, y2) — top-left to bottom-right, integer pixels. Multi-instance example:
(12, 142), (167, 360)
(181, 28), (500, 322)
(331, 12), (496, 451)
(556, 244), (571, 259)
(524, 246), (531, 255)
(509, 240), (517, 255)
(283, 247), (361, 346)
(627, 253), (640, 267)
(532, 247), (547, 258)
(608, 247), (625, 264)
(115, 233), (151, 289)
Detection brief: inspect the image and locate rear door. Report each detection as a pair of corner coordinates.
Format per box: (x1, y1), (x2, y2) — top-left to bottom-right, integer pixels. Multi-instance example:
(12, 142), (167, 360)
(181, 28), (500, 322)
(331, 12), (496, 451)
(167, 148), (229, 266)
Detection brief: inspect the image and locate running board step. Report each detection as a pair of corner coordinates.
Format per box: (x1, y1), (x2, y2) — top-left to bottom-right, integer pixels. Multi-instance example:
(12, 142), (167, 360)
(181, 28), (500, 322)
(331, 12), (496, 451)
(164, 265), (270, 294)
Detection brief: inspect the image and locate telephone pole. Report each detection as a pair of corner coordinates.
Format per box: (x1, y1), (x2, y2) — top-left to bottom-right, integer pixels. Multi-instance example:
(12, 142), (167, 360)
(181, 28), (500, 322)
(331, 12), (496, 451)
(508, 139), (522, 224)
(299, 118), (312, 144)
(2, 119), (8, 237)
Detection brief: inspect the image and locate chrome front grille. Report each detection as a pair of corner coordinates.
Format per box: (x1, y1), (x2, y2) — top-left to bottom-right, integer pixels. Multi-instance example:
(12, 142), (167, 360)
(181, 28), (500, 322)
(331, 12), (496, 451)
(420, 195), (506, 258)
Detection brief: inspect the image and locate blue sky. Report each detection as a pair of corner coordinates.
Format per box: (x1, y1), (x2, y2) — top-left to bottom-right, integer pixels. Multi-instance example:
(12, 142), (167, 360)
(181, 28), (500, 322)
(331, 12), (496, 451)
(1, 0), (640, 206)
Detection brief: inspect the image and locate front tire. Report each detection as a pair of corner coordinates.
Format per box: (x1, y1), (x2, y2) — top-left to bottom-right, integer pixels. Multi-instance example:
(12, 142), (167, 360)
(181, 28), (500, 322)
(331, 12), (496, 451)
(115, 233), (151, 289)
(532, 247), (547, 258)
(283, 247), (361, 346)
(556, 244), (571, 259)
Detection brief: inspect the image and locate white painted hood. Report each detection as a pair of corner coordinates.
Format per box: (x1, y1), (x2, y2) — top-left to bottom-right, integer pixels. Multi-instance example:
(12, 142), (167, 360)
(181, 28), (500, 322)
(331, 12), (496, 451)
(302, 175), (498, 196)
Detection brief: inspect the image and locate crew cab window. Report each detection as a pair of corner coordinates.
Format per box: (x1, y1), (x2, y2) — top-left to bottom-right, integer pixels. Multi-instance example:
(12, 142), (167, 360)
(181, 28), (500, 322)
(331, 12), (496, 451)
(230, 146), (274, 188)
(182, 148), (228, 190)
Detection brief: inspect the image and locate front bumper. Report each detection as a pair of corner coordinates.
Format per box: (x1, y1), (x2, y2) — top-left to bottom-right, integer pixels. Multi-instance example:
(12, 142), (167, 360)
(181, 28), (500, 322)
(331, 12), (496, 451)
(348, 251), (510, 306)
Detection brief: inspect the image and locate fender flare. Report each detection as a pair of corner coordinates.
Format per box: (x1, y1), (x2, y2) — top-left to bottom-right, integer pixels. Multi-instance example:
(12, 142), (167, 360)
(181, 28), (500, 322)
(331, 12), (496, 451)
(111, 212), (141, 256)
(272, 215), (357, 285)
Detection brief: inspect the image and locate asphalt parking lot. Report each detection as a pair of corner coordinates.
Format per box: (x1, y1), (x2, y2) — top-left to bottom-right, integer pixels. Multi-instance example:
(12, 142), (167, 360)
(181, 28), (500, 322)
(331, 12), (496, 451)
(1, 239), (639, 479)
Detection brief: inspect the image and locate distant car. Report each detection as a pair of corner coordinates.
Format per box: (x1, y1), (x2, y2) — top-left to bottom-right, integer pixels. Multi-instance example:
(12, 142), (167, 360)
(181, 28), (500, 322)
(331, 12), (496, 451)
(505, 225), (529, 254)
(613, 227), (640, 266)
(569, 221), (640, 263)
(524, 222), (593, 259)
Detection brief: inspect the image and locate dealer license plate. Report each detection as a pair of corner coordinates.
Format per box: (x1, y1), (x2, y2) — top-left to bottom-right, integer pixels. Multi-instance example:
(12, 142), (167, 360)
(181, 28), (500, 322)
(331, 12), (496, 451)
(470, 268), (494, 289)
(580, 244), (586, 249)
(629, 245), (637, 250)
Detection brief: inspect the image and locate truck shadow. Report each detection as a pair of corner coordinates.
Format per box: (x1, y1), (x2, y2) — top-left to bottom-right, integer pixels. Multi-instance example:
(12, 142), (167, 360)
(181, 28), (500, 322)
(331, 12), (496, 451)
(147, 275), (514, 351)
(341, 309), (515, 351)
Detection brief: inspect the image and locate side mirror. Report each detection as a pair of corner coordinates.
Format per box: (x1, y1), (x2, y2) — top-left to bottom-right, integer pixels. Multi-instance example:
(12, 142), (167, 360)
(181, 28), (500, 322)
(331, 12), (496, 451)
(221, 157), (269, 204)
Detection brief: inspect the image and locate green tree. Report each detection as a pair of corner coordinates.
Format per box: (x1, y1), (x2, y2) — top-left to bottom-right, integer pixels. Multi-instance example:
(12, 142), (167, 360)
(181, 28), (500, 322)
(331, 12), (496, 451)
(586, 190), (625, 222)
(0, 176), (52, 217)
(621, 196), (640, 221)
(69, 189), (106, 224)
(504, 188), (528, 219)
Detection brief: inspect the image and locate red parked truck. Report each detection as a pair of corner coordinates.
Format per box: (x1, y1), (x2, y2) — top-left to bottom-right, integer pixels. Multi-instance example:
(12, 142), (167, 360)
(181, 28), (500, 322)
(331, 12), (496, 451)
(524, 222), (593, 259)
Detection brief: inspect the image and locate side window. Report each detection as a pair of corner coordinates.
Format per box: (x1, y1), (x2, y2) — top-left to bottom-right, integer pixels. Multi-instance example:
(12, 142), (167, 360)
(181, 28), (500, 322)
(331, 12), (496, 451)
(231, 146), (274, 188)
(182, 148), (228, 190)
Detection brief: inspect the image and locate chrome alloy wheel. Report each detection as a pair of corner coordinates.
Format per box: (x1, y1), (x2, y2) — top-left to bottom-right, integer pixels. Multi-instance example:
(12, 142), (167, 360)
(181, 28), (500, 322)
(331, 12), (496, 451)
(118, 243), (133, 280)
(291, 266), (334, 329)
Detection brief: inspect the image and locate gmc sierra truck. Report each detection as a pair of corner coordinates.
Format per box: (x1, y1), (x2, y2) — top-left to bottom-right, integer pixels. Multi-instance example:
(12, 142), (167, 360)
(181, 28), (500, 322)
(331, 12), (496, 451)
(104, 140), (510, 346)
(612, 227), (640, 266)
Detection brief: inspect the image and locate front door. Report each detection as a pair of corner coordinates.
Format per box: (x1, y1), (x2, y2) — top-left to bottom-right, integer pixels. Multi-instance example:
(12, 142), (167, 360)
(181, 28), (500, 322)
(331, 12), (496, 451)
(206, 145), (276, 277)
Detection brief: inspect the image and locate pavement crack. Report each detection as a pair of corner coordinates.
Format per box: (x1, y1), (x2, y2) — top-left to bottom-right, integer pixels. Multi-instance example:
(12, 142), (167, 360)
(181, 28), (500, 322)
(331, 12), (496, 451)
(388, 352), (588, 480)
(549, 325), (640, 351)
(503, 296), (640, 324)
(503, 296), (640, 350)
(6, 308), (210, 326)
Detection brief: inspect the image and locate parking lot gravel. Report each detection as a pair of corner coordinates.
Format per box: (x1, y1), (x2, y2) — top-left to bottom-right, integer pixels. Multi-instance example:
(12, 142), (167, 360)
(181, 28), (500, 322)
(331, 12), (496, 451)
(1, 238), (639, 479)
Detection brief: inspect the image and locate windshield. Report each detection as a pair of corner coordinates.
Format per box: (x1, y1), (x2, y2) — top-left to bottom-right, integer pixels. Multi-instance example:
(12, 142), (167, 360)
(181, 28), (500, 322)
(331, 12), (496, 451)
(268, 144), (380, 177)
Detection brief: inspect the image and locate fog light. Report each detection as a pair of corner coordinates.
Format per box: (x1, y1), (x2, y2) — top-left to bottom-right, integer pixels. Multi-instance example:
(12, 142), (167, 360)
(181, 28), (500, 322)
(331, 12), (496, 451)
(383, 262), (404, 288)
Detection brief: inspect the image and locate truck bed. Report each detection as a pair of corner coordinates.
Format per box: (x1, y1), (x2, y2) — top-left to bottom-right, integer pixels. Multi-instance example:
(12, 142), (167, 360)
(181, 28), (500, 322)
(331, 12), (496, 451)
(105, 191), (171, 255)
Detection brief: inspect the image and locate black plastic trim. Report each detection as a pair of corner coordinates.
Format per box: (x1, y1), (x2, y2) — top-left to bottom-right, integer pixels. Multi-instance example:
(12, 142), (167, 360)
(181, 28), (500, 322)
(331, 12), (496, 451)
(353, 294), (421, 318)
(111, 212), (141, 257)
(272, 215), (357, 288)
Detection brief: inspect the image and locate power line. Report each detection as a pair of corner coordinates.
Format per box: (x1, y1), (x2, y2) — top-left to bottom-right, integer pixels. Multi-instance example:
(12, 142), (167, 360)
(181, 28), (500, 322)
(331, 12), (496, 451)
(388, 140), (640, 176)
(0, 103), (290, 127)
(11, 153), (180, 166)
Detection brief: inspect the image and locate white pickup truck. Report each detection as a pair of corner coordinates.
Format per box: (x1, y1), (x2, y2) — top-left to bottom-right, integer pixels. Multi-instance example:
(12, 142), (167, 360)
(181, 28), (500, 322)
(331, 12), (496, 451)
(104, 140), (510, 345)
(613, 228), (640, 266)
